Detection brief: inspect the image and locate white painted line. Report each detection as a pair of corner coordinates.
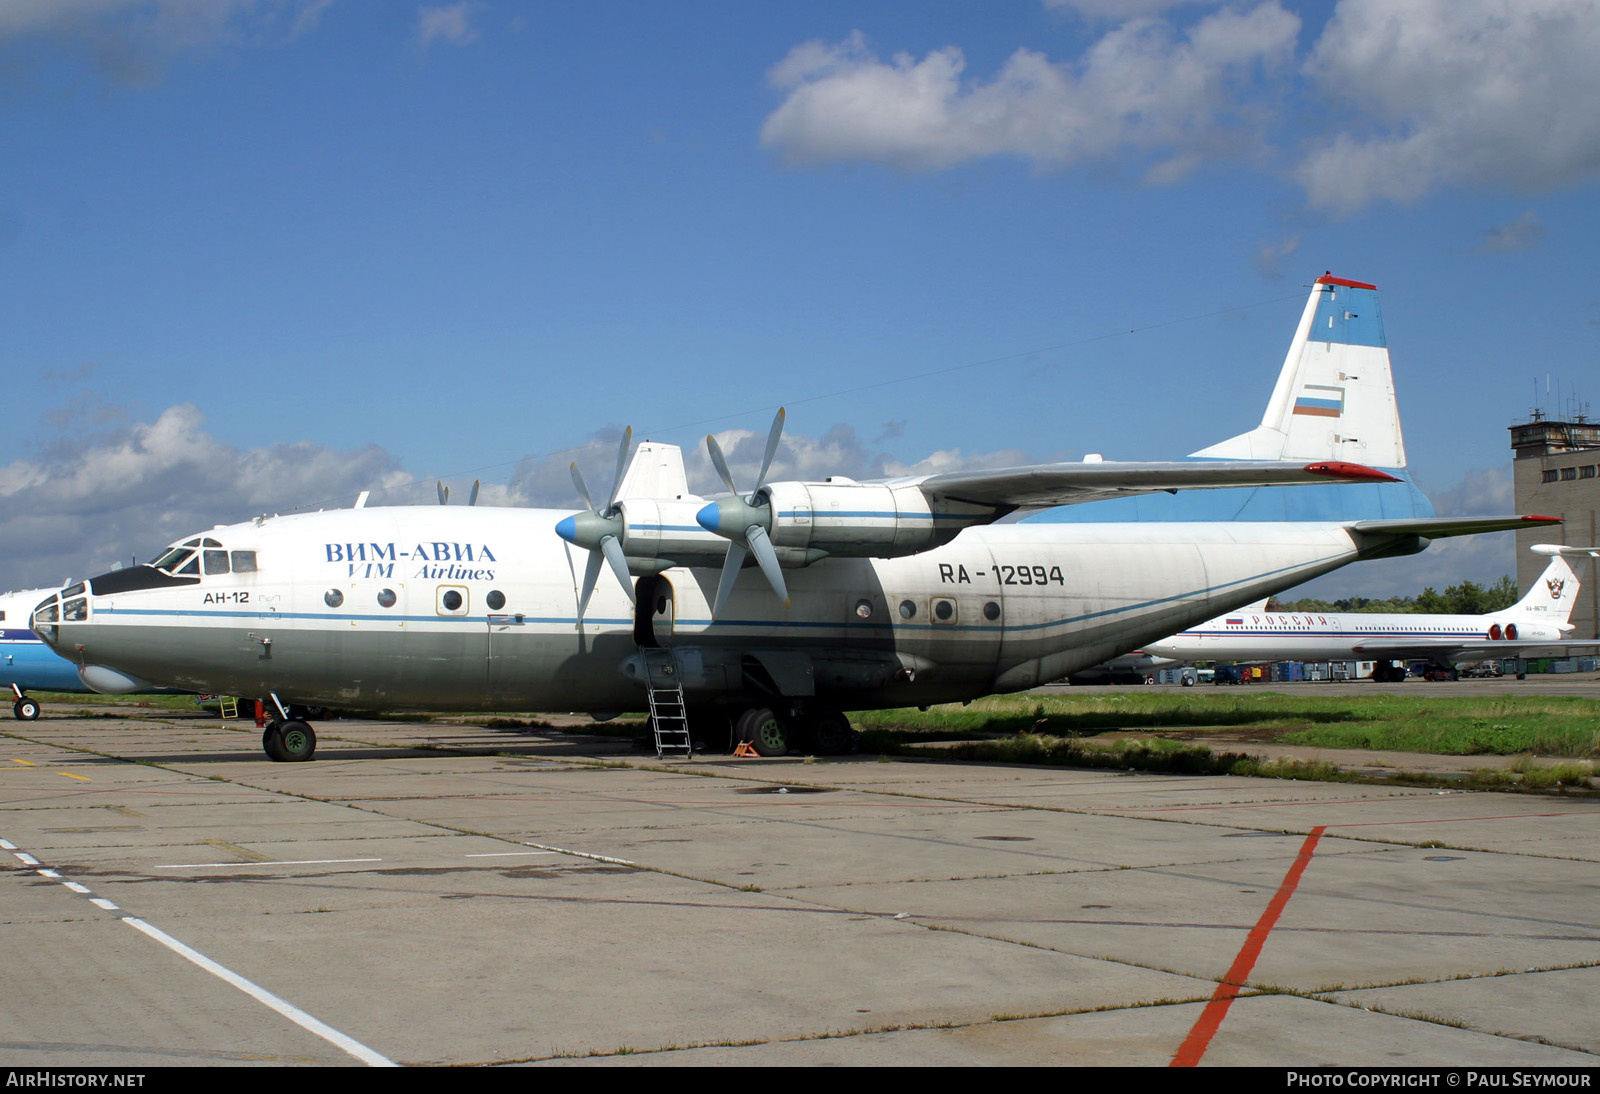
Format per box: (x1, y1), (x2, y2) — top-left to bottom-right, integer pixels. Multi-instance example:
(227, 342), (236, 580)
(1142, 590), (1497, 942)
(0, 839), (16, 850)
(121, 916), (395, 1067)
(154, 858), (382, 869)
(90, 898), (118, 911)
(64, 882), (91, 894)
(14, 852), (39, 866)
(464, 851), (559, 859)
(37, 868), (60, 878)
(521, 842), (636, 867)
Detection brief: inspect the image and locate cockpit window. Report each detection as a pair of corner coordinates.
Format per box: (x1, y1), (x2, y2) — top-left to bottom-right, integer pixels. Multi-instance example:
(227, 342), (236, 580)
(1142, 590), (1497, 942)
(151, 546), (194, 572)
(231, 551), (257, 573)
(203, 550), (229, 575)
(174, 554), (200, 576)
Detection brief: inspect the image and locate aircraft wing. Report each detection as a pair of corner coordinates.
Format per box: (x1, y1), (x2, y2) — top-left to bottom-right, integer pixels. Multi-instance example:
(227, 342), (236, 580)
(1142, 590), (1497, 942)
(913, 460), (1399, 510)
(1352, 639), (1600, 664)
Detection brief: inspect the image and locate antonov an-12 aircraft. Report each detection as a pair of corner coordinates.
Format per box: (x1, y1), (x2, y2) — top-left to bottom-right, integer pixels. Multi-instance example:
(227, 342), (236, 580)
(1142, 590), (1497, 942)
(1136, 545), (1599, 681)
(30, 275), (1556, 761)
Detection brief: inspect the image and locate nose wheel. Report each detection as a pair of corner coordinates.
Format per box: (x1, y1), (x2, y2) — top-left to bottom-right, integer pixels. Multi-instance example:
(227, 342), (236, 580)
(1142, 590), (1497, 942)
(262, 719), (317, 762)
(13, 697), (40, 721)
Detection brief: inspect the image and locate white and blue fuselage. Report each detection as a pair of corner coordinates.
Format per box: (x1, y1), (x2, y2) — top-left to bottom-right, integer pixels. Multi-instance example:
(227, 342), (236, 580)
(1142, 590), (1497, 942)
(32, 506), (1411, 715)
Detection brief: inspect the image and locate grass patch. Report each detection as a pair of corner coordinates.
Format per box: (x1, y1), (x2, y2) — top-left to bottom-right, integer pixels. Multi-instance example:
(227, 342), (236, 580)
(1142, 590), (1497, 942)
(853, 692), (1600, 759)
(877, 731), (1360, 784)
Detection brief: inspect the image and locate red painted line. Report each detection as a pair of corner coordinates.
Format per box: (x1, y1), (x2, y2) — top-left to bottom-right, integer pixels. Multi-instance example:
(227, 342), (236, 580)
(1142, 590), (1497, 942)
(1170, 825), (1326, 1067)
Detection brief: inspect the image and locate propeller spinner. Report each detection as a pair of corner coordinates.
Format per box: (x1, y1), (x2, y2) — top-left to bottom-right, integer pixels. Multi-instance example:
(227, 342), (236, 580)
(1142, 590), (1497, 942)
(554, 428), (636, 622)
(696, 408), (789, 617)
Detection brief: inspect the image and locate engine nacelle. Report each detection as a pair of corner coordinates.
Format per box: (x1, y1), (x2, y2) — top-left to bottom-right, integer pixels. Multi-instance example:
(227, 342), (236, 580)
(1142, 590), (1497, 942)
(760, 479), (996, 559)
(615, 498), (730, 569)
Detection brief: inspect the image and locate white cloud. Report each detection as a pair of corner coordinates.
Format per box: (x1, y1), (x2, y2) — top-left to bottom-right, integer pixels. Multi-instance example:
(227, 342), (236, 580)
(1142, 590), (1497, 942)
(760, 5), (1300, 179)
(1298, 0), (1600, 214)
(1253, 233), (1301, 276)
(417, 2), (479, 48)
(1476, 210), (1546, 254)
(0, 0), (328, 86)
(1425, 466), (1515, 516)
(506, 421), (1039, 509)
(0, 403), (412, 589)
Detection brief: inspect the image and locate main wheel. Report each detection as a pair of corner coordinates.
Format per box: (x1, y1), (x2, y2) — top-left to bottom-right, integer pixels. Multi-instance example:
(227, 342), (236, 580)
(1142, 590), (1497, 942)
(809, 709), (856, 755)
(736, 707), (789, 757)
(14, 697), (40, 720)
(263, 719), (317, 762)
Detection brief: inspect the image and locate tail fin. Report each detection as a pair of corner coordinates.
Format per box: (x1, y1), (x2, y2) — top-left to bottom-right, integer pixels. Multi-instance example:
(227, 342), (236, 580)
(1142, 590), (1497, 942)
(1507, 545), (1598, 623)
(616, 441), (691, 501)
(1027, 273), (1432, 524)
(1192, 274), (1405, 469)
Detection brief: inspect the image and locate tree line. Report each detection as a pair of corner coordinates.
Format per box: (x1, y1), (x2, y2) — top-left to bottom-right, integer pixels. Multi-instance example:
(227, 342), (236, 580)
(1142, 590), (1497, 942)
(1268, 575), (1520, 616)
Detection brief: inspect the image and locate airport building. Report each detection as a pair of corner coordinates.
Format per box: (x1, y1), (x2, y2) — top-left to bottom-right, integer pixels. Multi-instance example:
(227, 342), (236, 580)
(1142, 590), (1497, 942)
(1510, 414), (1600, 639)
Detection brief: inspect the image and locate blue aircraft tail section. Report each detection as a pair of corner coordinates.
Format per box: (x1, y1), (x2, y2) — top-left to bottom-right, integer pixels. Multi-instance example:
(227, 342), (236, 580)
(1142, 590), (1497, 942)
(1027, 273), (1433, 525)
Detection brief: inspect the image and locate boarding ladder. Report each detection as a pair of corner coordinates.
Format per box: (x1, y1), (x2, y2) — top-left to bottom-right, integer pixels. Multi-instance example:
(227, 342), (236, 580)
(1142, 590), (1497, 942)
(639, 647), (692, 759)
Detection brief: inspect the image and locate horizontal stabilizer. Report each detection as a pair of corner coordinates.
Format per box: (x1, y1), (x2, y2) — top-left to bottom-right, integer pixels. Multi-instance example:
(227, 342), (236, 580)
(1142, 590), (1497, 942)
(1347, 515), (1562, 540)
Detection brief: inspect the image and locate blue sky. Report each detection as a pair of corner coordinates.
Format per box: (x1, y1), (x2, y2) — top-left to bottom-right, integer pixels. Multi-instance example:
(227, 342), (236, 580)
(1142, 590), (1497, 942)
(2, 0), (1598, 597)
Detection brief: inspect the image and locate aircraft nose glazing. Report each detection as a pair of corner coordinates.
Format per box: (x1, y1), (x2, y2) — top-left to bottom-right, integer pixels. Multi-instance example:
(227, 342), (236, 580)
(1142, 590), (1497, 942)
(30, 593), (63, 649)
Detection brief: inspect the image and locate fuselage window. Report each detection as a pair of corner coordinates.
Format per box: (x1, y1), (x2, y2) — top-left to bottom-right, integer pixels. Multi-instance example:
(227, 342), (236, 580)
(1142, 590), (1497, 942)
(325, 589), (344, 608)
(443, 590), (463, 611)
(855, 599), (873, 619)
(231, 551), (258, 573)
(983, 601), (1001, 621)
(899, 600), (917, 620)
(932, 598), (956, 623)
(377, 589), (397, 608)
(486, 590), (506, 610)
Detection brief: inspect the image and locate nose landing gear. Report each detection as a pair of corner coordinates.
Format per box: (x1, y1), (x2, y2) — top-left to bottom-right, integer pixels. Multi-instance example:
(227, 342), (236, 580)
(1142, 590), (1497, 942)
(257, 694), (318, 761)
(262, 719), (317, 762)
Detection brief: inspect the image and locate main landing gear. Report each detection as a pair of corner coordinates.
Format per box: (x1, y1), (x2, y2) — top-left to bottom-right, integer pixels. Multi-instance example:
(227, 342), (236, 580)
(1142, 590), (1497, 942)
(733, 706), (860, 758)
(10, 685), (39, 721)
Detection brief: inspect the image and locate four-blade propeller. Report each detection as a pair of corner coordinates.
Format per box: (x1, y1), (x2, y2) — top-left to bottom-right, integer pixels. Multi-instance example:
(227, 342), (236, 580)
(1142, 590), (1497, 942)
(696, 408), (789, 618)
(437, 480), (481, 506)
(554, 428), (636, 623)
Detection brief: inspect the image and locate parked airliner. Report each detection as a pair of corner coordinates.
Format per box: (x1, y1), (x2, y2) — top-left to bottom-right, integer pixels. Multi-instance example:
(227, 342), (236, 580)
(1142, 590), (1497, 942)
(29, 275), (1556, 760)
(1138, 545), (1599, 681)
